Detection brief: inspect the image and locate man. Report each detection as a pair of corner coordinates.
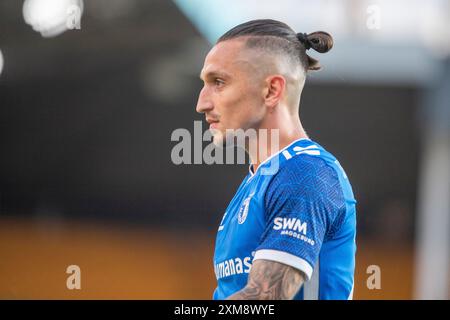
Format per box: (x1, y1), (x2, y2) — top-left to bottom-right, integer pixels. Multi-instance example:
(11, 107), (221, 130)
(196, 19), (356, 300)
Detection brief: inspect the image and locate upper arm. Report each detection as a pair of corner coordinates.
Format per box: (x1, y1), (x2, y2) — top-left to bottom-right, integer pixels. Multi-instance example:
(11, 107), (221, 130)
(254, 156), (345, 280)
(227, 259), (305, 300)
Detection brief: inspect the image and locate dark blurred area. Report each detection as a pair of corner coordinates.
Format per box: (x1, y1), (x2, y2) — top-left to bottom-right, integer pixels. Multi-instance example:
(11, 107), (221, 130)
(1, 0), (218, 227)
(0, 1), (419, 236)
(0, 0), (447, 299)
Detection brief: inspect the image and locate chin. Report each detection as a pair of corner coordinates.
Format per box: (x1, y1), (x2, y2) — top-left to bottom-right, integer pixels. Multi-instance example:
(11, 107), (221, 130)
(211, 129), (233, 148)
(212, 133), (227, 147)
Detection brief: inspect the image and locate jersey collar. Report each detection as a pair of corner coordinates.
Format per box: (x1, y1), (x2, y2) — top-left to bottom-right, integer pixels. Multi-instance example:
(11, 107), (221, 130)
(248, 137), (311, 178)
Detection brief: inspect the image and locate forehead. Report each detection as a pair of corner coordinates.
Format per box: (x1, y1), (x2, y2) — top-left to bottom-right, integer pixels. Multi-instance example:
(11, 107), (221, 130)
(200, 39), (250, 78)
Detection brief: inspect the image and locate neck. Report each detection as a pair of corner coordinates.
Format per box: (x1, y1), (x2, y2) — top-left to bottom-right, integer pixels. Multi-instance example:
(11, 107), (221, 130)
(247, 105), (308, 172)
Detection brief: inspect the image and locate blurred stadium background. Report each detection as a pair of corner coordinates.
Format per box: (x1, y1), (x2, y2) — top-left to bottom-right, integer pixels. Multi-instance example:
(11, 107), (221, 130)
(0, 0), (449, 299)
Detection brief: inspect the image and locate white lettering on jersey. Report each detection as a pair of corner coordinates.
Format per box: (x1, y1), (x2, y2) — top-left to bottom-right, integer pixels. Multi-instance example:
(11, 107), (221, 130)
(214, 252), (255, 280)
(273, 217), (315, 246)
(273, 217), (307, 235)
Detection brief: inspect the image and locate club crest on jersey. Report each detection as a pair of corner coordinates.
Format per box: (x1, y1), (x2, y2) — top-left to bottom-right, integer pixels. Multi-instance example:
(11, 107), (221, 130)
(237, 194), (253, 224)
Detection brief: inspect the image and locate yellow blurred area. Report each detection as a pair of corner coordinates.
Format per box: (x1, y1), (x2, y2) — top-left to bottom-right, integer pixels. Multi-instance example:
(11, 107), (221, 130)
(0, 217), (413, 299)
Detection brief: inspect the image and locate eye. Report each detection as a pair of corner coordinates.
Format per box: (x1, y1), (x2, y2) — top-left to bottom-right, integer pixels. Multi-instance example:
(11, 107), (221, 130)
(214, 78), (225, 87)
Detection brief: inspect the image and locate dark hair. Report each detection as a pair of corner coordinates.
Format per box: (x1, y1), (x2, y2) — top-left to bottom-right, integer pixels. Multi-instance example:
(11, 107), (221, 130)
(218, 19), (333, 71)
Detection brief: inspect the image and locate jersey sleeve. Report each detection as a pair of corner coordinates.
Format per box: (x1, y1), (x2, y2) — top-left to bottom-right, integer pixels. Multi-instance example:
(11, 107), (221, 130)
(253, 155), (346, 280)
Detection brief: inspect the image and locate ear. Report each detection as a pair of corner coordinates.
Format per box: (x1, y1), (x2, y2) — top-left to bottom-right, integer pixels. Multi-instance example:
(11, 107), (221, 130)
(263, 75), (286, 110)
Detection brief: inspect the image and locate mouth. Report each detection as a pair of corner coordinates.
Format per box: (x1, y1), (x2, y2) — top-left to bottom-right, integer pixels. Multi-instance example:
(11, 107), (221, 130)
(206, 118), (219, 130)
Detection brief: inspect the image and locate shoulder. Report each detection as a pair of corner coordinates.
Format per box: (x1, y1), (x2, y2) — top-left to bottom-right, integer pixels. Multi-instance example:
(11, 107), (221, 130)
(271, 153), (341, 191)
(265, 153), (345, 210)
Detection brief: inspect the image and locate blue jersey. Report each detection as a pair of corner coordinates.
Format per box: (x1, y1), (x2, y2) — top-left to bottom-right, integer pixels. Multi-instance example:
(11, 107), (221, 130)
(212, 138), (356, 300)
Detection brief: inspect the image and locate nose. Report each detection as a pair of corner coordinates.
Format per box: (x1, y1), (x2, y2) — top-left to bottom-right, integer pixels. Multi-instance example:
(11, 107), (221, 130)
(196, 86), (214, 114)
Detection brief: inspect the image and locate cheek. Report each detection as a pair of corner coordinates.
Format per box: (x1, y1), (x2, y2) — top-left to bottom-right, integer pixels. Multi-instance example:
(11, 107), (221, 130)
(236, 86), (264, 121)
(219, 83), (263, 128)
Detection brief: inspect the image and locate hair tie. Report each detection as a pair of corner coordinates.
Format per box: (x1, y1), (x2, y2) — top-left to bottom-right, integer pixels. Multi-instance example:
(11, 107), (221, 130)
(296, 32), (311, 50)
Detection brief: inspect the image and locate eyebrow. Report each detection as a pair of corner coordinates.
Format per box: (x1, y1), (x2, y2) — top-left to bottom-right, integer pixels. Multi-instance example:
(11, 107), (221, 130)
(199, 70), (231, 81)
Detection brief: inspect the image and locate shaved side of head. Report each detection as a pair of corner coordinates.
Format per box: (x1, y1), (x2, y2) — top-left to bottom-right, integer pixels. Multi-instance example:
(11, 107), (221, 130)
(216, 19), (333, 113)
(226, 36), (306, 113)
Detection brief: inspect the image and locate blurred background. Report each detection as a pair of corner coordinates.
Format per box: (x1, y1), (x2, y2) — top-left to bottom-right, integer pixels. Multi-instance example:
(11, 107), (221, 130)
(0, 0), (449, 299)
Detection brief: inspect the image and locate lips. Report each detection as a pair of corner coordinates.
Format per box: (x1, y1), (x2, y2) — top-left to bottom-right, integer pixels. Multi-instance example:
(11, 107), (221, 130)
(206, 118), (219, 130)
(206, 118), (219, 124)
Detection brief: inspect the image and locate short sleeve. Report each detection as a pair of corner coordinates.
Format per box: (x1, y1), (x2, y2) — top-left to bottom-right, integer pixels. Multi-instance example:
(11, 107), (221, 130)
(253, 155), (346, 280)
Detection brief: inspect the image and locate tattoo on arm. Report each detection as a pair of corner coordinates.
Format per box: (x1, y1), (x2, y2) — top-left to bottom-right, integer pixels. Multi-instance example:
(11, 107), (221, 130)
(227, 259), (305, 300)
